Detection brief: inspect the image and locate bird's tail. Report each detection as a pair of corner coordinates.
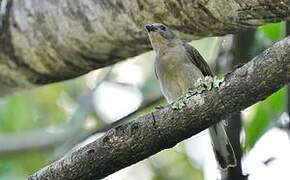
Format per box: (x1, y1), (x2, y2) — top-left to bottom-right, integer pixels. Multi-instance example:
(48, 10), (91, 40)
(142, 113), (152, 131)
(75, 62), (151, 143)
(208, 122), (237, 169)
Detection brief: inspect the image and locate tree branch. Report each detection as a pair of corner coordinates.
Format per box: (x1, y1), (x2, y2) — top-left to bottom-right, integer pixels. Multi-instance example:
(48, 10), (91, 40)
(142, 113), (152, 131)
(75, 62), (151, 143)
(0, 0), (290, 96)
(29, 36), (290, 180)
(0, 129), (73, 153)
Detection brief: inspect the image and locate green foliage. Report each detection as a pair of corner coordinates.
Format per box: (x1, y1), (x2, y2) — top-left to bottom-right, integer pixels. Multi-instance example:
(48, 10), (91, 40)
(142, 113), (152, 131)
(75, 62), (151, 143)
(258, 22), (285, 41)
(151, 147), (202, 180)
(0, 78), (88, 179)
(0, 151), (52, 180)
(244, 88), (286, 150)
(0, 83), (67, 133)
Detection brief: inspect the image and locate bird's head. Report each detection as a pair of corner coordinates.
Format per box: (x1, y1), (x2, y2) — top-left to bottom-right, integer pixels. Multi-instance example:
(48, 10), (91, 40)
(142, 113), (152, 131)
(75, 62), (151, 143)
(144, 23), (179, 52)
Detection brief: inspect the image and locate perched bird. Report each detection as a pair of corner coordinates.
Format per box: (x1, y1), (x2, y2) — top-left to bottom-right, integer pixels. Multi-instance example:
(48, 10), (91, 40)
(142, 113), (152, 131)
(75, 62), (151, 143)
(144, 23), (236, 169)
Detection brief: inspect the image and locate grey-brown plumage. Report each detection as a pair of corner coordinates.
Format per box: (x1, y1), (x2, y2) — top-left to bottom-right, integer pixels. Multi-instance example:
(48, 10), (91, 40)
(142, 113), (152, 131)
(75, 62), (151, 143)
(145, 23), (236, 169)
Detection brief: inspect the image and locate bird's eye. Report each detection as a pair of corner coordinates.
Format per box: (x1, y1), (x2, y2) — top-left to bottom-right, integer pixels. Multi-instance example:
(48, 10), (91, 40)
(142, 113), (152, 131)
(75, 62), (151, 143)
(160, 25), (166, 31)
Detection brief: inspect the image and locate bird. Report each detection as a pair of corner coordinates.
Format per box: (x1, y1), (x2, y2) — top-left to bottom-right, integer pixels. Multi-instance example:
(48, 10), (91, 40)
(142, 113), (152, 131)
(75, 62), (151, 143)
(144, 23), (236, 169)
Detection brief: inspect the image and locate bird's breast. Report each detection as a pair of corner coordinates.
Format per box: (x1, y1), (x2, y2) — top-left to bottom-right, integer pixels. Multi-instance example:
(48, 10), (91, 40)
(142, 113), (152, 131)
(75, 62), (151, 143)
(155, 51), (204, 103)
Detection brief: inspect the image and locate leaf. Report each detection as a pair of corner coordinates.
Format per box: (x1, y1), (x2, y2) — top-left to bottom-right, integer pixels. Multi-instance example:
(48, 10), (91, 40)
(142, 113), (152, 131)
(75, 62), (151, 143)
(258, 22), (285, 41)
(244, 88), (286, 150)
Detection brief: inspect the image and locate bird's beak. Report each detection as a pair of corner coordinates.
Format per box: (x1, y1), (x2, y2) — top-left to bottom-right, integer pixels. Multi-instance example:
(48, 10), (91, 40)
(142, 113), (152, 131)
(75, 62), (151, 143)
(144, 24), (157, 32)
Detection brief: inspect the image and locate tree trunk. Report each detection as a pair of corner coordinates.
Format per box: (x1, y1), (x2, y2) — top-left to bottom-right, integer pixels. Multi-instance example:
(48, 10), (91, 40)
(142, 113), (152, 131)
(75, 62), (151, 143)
(0, 0), (289, 96)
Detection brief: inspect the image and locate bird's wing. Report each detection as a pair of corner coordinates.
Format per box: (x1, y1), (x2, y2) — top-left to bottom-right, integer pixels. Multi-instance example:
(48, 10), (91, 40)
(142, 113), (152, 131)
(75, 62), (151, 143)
(154, 57), (159, 80)
(183, 43), (213, 77)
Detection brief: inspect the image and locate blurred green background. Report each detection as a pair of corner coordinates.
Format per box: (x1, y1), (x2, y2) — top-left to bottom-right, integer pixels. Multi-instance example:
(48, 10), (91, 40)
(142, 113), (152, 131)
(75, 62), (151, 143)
(0, 22), (289, 180)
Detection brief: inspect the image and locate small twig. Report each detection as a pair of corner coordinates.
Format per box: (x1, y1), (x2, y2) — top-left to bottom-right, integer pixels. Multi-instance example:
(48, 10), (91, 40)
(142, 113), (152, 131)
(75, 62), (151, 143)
(80, 95), (164, 140)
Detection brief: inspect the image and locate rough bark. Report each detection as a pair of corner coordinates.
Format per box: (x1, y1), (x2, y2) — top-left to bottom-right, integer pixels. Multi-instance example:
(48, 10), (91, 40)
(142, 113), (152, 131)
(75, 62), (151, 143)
(0, 0), (290, 96)
(29, 37), (290, 180)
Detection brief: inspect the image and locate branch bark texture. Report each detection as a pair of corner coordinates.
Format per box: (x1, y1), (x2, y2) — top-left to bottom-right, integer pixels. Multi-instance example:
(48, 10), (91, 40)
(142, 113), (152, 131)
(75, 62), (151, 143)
(29, 37), (290, 180)
(0, 0), (290, 96)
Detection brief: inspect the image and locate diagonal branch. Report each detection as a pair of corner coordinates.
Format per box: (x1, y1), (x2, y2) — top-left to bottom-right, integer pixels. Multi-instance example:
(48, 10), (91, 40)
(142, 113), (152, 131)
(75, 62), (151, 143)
(29, 36), (290, 180)
(0, 0), (290, 96)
